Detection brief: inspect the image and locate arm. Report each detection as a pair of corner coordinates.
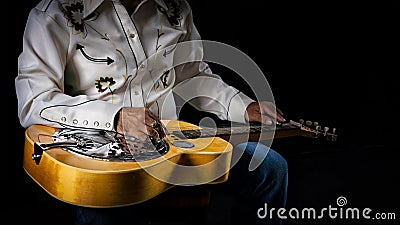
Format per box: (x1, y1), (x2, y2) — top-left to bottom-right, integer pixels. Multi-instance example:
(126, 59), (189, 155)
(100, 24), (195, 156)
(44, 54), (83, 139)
(15, 6), (121, 130)
(172, 2), (254, 123)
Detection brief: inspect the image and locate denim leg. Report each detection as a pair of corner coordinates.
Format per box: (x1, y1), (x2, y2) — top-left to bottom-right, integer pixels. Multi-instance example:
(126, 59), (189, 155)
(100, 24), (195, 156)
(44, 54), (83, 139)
(208, 142), (288, 225)
(75, 205), (140, 225)
(74, 142), (288, 225)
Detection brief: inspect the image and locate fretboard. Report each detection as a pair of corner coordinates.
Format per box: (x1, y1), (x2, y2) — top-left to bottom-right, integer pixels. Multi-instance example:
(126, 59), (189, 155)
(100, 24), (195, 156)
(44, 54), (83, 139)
(172, 121), (301, 139)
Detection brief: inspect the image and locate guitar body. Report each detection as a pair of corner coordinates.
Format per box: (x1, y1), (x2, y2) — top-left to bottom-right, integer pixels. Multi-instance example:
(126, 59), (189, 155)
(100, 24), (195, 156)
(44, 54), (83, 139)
(23, 120), (233, 208)
(23, 118), (336, 208)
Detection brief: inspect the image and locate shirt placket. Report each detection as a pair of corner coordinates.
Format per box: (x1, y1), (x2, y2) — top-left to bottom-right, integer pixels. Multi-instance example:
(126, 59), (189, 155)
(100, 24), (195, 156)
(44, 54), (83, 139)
(114, 2), (148, 107)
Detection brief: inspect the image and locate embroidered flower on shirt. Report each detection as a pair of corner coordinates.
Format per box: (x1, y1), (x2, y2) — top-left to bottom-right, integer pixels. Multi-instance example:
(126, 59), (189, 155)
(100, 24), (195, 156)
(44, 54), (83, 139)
(157, 0), (182, 27)
(60, 0), (99, 38)
(95, 77), (116, 93)
(153, 70), (170, 91)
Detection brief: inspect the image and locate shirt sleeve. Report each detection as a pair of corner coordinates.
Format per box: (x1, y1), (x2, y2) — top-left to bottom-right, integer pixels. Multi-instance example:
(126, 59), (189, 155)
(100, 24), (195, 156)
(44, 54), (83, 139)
(15, 8), (121, 130)
(172, 1), (255, 123)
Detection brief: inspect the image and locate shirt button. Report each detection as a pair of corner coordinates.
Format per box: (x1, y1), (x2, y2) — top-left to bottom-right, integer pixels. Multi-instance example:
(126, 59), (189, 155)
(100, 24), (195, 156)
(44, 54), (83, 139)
(134, 91), (139, 95)
(94, 121), (99, 127)
(129, 33), (135, 38)
(140, 64), (145, 69)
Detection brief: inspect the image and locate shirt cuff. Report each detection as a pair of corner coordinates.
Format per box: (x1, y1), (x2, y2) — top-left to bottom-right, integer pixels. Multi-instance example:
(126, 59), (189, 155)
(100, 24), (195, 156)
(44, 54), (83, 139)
(227, 92), (255, 124)
(40, 101), (122, 131)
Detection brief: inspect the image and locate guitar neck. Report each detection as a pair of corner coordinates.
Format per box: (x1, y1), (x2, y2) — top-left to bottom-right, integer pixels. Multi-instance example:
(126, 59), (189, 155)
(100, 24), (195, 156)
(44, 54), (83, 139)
(173, 121), (300, 139)
(172, 120), (337, 142)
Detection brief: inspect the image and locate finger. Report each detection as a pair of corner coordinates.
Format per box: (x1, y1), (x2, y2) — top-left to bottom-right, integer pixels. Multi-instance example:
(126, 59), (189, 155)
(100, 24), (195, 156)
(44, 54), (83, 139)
(151, 129), (161, 139)
(274, 107), (286, 122)
(147, 109), (159, 121)
(141, 108), (152, 125)
(259, 102), (276, 116)
(144, 111), (161, 129)
(142, 121), (159, 138)
(260, 104), (286, 122)
(276, 114), (286, 123)
(156, 125), (166, 138)
(276, 107), (284, 116)
(260, 115), (273, 125)
(144, 108), (160, 123)
(147, 127), (161, 139)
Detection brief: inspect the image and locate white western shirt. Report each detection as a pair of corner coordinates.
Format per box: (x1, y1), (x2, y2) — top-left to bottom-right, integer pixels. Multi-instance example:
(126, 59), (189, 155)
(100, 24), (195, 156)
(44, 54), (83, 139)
(16, 0), (254, 131)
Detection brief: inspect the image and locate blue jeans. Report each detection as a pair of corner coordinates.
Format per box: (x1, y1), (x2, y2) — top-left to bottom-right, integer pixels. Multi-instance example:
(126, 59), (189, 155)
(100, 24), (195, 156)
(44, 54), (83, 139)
(75, 142), (288, 225)
(206, 142), (288, 225)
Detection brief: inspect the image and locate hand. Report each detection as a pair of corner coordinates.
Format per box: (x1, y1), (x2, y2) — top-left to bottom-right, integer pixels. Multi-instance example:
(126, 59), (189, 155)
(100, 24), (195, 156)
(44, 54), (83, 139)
(114, 107), (165, 141)
(245, 101), (286, 125)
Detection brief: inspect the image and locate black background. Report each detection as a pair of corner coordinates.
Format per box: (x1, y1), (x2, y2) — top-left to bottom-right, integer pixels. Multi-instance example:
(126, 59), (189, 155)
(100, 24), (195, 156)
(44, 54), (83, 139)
(6, 0), (399, 224)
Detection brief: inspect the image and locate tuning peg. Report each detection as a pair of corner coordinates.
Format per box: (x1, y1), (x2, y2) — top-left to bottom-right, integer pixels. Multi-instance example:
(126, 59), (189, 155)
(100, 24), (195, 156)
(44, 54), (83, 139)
(316, 125), (321, 131)
(305, 120), (312, 127)
(324, 127), (329, 133)
(299, 119), (305, 125)
(313, 122), (319, 127)
(331, 128), (338, 141)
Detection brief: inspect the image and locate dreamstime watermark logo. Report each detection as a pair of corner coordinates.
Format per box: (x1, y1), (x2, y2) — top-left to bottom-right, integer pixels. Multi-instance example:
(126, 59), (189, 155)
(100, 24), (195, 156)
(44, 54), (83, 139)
(336, 196), (347, 207)
(257, 196), (397, 221)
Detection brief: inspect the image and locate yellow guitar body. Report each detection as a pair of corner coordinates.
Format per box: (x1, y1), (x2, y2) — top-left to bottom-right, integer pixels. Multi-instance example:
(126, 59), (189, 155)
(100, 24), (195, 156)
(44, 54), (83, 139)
(23, 120), (232, 208)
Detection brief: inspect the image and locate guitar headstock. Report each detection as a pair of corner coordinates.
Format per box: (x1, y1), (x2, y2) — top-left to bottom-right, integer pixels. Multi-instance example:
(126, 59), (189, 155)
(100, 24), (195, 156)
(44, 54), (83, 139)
(288, 119), (338, 142)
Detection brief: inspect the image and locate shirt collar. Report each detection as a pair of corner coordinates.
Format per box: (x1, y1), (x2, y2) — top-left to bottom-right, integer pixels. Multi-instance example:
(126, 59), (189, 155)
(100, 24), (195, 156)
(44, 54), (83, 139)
(82, 0), (105, 18)
(153, 0), (168, 11)
(82, 0), (168, 18)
